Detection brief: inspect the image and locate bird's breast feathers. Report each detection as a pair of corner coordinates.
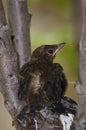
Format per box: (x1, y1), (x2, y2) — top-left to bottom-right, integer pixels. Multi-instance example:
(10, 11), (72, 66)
(29, 72), (44, 94)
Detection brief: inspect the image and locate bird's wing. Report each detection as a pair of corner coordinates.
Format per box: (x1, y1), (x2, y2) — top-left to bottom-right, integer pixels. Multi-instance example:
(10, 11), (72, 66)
(18, 76), (30, 101)
(42, 63), (67, 102)
(18, 62), (35, 101)
(52, 63), (67, 97)
(18, 62), (43, 103)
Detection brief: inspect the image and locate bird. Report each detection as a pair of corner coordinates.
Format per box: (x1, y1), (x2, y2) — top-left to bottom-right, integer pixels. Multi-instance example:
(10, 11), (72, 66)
(18, 42), (67, 113)
(48, 96), (78, 130)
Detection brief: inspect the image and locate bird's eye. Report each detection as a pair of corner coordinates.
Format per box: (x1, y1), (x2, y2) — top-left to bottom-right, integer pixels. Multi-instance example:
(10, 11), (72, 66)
(48, 49), (53, 54)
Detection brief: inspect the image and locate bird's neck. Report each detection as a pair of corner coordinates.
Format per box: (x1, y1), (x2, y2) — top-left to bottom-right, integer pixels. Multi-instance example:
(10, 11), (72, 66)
(31, 57), (53, 65)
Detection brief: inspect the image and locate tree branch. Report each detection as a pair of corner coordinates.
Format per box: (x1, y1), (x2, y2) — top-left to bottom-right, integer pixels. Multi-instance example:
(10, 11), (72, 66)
(8, 0), (31, 68)
(75, 0), (86, 129)
(0, 1), (25, 130)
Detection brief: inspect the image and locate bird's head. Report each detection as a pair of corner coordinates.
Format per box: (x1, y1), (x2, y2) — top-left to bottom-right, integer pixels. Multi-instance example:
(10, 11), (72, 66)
(31, 42), (66, 62)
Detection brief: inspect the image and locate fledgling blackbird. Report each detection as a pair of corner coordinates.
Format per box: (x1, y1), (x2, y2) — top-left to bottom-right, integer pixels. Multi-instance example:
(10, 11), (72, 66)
(18, 43), (67, 112)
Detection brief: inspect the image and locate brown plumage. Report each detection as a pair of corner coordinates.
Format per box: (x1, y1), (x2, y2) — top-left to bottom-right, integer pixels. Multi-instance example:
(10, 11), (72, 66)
(18, 43), (67, 111)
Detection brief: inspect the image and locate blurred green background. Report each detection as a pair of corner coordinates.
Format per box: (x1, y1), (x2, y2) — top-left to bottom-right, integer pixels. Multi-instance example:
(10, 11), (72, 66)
(0, 0), (78, 130)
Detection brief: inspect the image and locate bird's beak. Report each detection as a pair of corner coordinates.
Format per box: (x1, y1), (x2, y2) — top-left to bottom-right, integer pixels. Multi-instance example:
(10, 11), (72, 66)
(56, 42), (66, 51)
(53, 42), (66, 56)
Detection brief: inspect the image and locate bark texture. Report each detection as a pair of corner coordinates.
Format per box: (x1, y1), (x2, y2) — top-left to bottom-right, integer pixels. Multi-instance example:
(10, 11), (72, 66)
(8, 0), (31, 68)
(0, 0), (23, 117)
(0, 0), (30, 130)
(75, 0), (86, 130)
